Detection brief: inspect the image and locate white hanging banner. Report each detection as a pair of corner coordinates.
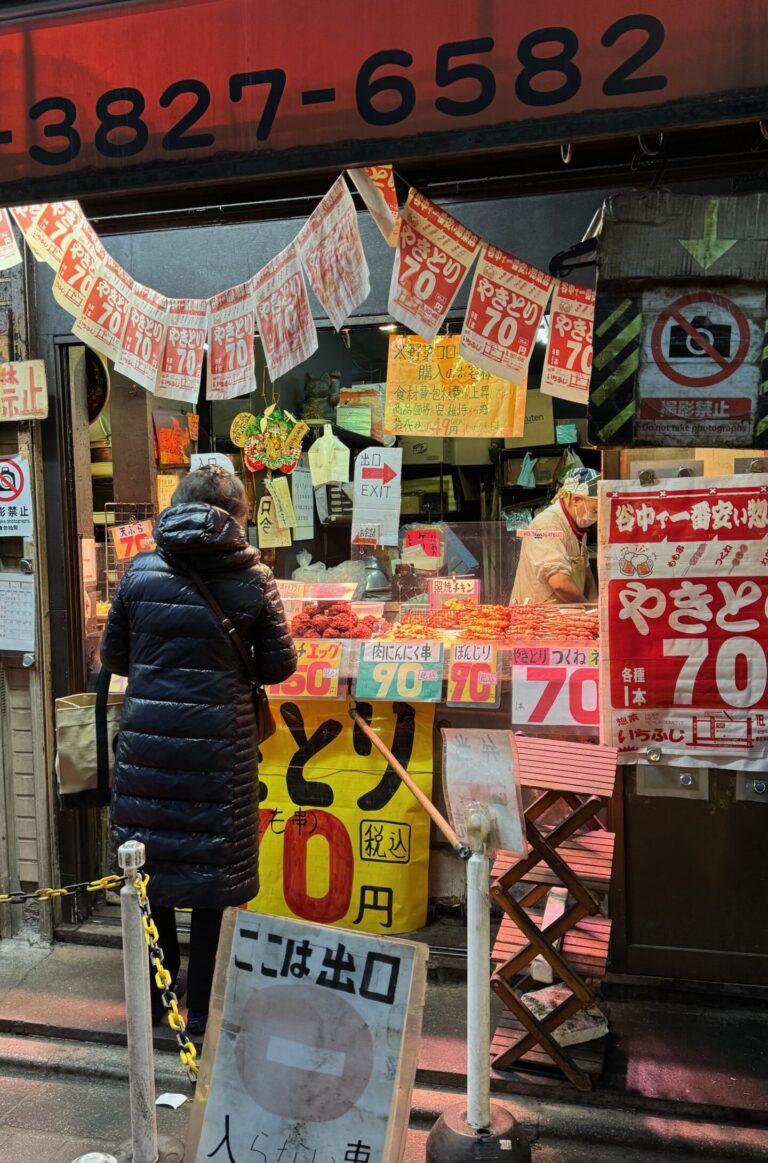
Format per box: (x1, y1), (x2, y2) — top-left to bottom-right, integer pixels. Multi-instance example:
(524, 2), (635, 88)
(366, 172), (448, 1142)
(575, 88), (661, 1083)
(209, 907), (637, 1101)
(460, 244), (553, 381)
(156, 297), (208, 404)
(347, 165), (401, 247)
(540, 280), (596, 406)
(52, 220), (106, 317)
(297, 176), (370, 331)
(206, 280), (256, 402)
(114, 282), (169, 392)
(72, 255), (134, 361)
(0, 211), (22, 271)
(9, 205), (46, 261)
(388, 189), (480, 342)
(253, 242), (318, 382)
(26, 201), (84, 270)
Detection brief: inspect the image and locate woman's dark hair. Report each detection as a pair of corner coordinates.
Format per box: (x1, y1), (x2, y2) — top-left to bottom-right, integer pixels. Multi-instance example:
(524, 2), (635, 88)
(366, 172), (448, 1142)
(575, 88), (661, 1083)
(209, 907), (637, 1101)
(171, 468), (248, 522)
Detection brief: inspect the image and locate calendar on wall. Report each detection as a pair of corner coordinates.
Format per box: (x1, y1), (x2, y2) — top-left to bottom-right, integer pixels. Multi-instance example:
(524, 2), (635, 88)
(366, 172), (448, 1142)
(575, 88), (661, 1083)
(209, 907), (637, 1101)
(0, 573), (35, 652)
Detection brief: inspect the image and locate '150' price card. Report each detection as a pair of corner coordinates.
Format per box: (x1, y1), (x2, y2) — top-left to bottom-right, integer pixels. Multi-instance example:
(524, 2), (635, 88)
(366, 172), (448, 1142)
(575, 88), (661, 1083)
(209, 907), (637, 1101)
(268, 639), (343, 700)
(356, 640), (444, 702)
(446, 642), (500, 707)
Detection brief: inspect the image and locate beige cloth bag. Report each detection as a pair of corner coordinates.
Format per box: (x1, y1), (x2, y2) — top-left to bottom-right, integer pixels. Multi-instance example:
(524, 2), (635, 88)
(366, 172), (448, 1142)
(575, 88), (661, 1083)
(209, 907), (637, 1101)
(55, 669), (123, 802)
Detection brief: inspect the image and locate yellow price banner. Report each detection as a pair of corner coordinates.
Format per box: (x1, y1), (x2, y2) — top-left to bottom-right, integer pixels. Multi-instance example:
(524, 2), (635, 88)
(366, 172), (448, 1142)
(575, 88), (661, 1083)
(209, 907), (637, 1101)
(446, 642), (501, 707)
(268, 639), (344, 700)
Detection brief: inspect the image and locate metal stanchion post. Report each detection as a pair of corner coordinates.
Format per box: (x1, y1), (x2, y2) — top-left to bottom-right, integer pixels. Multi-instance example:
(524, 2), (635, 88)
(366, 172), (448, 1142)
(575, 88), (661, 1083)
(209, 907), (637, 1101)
(118, 841), (158, 1163)
(427, 807), (531, 1163)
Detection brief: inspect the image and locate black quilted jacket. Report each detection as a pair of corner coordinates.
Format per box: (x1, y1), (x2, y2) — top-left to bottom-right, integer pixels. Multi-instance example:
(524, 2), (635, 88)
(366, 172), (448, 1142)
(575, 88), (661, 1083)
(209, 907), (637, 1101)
(100, 502), (297, 908)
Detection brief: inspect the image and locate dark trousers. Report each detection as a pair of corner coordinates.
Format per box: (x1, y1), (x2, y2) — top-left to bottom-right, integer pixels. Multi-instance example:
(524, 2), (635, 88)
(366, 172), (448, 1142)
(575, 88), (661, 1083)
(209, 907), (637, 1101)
(150, 904), (224, 1018)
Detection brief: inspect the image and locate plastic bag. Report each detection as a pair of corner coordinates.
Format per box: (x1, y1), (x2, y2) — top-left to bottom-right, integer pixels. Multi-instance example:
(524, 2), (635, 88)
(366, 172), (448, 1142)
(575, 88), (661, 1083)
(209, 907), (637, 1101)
(517, 451), (538, 489)
(308, 425), (350, 487)
(557, 446), (584, 483)
(292, 551), (327, 581)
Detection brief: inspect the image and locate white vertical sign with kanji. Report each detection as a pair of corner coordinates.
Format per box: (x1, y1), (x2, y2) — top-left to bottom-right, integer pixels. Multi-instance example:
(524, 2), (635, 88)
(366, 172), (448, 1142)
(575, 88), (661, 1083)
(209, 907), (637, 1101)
(540, 280), (595, 405)
(186, 911), (426, 1163)
(156, 297), (208, 404)
(297, 176), (370, 331)
(253, 242), (318, 382)
(460, 245), (553, 381)
(352, 447), (402, 547)
(206, 280), (256, 401)
(388, 190), (480, 342)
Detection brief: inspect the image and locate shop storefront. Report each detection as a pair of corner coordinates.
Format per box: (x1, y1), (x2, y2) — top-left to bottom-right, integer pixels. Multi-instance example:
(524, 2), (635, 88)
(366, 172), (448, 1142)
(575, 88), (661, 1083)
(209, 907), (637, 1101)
(0, 0), (766, 1008)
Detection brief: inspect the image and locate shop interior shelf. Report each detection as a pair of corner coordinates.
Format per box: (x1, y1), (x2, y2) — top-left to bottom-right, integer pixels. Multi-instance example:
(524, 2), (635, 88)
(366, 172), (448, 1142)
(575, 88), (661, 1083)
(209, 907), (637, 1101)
(492, 910), (612, 980)
(492, 831), (616, 895)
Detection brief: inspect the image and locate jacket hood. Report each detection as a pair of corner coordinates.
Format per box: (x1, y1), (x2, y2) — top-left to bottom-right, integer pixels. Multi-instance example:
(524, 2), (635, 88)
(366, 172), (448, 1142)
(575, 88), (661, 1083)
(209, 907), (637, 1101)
(153, 503), (257, 568)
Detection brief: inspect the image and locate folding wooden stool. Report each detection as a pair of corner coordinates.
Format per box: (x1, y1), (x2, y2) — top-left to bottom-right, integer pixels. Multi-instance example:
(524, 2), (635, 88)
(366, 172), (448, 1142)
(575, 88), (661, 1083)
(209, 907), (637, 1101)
(489, 736), (619, 1091)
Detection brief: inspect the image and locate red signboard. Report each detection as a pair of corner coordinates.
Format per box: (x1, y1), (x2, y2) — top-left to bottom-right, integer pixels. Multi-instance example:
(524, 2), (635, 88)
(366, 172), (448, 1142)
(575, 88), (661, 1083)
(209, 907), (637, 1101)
(600, 475), (768, 770)
(0, 3), (766, 199)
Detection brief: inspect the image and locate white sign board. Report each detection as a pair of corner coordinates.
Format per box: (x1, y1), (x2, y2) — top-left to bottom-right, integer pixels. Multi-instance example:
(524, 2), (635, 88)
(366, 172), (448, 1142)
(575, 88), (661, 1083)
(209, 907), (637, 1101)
(442, 728), (525, 858)
(512, 662), (600, 729)
(291, 460), (315, 541)
(352, 447), (402, 547)
(637, 285), (763, 446)
(0, 455), (33, 538)
(0, 573), (35, 651)
(187, 910), (427, 1163)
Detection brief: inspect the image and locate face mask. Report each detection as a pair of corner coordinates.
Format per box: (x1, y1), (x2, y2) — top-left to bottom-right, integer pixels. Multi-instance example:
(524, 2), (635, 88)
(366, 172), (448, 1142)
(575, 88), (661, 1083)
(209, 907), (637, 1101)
(576, 500), (598, 528)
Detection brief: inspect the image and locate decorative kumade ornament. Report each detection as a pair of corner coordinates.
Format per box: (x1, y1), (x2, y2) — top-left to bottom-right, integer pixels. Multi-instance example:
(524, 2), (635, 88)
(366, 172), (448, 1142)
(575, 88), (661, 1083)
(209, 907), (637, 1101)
(234, 404), (307, 475)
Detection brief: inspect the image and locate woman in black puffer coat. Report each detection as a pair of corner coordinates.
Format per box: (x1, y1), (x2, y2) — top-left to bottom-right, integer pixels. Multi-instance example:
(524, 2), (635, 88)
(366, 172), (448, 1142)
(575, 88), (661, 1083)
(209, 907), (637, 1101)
(100, 468), (296, 1032)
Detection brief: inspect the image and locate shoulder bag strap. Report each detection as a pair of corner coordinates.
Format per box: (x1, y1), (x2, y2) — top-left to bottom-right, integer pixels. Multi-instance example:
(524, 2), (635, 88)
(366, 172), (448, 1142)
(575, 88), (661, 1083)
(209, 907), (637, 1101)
(95, 665), (113, 797)
(184, 565), (259, 686)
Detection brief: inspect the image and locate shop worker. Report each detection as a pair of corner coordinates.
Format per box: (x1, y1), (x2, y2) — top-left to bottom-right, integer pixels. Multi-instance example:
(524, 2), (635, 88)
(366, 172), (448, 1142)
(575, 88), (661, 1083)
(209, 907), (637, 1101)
(511, 467), (600, 605)
(100, 467), (297, 1036)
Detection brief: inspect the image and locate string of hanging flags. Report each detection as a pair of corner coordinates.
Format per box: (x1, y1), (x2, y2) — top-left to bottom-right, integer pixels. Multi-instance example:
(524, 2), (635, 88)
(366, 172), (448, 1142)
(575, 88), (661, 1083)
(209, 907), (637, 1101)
(0, 169), (594, 408)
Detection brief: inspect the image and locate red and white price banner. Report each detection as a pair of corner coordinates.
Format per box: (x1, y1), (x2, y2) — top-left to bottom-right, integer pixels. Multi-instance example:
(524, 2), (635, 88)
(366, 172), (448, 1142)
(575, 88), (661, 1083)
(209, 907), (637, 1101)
(388, 189), (479, 342)
(600, 473), (768, 769)
(114, 282), (169, 392)
(347, 165), (401, 247)
(156, 297), (208, 404)
(109, 519), (156, 562)
(253, 241), (318, 381)
(0, 210), (21, 272)
(207, 279), (256, 401)
(268, 638), (343, 699)
(540, 280), (595, 405)
(460, 245), (552, 381)
(446, 642), (500, 707)
(512, 663), (600, 728)
(9, 205), (45, 259)
(297, 175), (370, 332)
(27, 201), (84, 269)
(72, 254), (134, 361)
(52, 220), (105, 317)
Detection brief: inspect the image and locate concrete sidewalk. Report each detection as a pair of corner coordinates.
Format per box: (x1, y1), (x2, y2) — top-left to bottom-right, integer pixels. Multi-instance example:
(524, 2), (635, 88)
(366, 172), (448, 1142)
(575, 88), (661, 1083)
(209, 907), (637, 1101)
(1, 939), (767, 1160)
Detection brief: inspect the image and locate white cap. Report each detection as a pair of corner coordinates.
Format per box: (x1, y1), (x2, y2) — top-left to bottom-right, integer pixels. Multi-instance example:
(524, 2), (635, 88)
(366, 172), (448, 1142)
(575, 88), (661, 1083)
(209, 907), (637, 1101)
(561, 467), (600, 496)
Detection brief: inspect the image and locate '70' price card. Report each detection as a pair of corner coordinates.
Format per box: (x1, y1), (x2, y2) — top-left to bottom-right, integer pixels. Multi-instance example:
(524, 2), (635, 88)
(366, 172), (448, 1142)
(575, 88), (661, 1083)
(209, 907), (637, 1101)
(268, 639), (343, 700)
(446, 642), (500, 707)
(356, 640), (444, 702)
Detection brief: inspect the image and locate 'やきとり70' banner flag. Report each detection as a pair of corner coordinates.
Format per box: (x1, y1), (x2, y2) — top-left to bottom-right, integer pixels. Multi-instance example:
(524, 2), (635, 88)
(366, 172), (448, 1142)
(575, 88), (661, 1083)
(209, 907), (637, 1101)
(250, 698), (434, 933)
(598, 474), (768, 771)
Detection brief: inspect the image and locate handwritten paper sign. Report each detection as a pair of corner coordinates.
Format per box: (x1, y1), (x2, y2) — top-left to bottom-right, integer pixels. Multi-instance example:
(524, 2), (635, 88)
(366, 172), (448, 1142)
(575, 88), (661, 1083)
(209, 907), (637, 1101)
(446, 642), (500, 707)
(109, 520), (155, 562)
(268, 638), (343, 699)
(442, 727), (525, 857)
(389, 189), (479, 341)
(297, 175), (370, 331)
(385, 334), (526, 439)
(540, 280), (595, 405)
(352, 447), (402, 547)
(460, 244), (552, 381)
(404, 528), (441, 558)
(257, 494), (291, 549)
(253, 241), (317, 381)
(428, 576), (480, 610)
(356, 640), (444, 702)
(0, 361), (48, 421)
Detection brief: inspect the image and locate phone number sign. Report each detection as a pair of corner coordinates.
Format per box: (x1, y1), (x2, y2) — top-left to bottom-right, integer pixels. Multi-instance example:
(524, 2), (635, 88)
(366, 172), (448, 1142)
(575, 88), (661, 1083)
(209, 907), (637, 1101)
(0, 4), (764, 200)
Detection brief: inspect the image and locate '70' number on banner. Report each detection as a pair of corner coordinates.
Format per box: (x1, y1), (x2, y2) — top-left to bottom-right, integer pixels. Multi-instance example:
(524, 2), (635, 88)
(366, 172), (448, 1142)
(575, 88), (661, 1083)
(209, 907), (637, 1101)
(512, 665), (599, 727)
